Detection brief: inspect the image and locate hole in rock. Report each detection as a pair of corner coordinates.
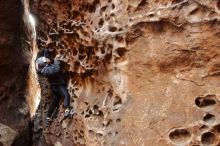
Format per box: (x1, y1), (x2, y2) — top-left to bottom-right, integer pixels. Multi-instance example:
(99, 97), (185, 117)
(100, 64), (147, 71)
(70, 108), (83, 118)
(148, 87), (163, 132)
(100, 6), (107, 13)
(104, 53), (112, 63)
(93, 0), (100, 7)
(109, 26), (117, 32)
(116, 47), (127, 57)
(199, 125), (209, 132)
(203, 113), (216, 125)
(106, 119), (113, 127)
(79, 55), (86, 61)
(106, 16), (110, 21)
(80, 130), (84, 135)
(113, 96), (122, 106)
(89, 110), (92, 115)
(74, 136), (78, 141)
(85, 114), (90, 118)
(118, 28), (123, 31)
(212, 124), (220, 133)
(107, 89), (113, 97)
(217, 0), (220, 10)
(172, 0), (184, 4)
(110, 13), (115, 17)
(111, 4), (115, 9)
(74, 61), (80, 70)
(136, 0), (148, 10)
(98, 19), (104, 27)
(116, 118), (121, 123)
(115, 36), (124, 43)
(97, 133), (103, 138)
(100, 47), (105, 54)
(108, 132), (113, 136)
(89, 130), (94, 135)
(189, 8), (199, 16)
(93, 105), (98, 110)
(108, 44), (113, 49)
(149, 14), (155, 17)
(169, 129), (191, 144)
(195, 96), (217, 108)
(201, 132), (216, 145)
(88, 5), (96, 13)
(79, 47), (85, 54)
(93, 105), (100, 115)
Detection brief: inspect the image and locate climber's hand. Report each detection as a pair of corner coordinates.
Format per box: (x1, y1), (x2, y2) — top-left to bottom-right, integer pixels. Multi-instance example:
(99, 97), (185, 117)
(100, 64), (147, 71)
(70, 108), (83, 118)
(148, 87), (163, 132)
(55, 54), (61, 61)
(55, 54), (65, 61)
(49, 48), (54, 52)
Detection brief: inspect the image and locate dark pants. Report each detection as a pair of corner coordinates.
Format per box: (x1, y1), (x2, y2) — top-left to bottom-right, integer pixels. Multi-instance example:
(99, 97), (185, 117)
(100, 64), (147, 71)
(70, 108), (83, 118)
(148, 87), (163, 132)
(47, 84), (70, 118)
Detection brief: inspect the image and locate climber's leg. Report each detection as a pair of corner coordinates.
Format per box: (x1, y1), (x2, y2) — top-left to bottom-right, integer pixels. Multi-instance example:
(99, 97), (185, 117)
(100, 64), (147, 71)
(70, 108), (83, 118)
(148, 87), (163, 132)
(47, 86), (61, 118)
(55, 85), (72, 117)
(56, 85), (70, 109)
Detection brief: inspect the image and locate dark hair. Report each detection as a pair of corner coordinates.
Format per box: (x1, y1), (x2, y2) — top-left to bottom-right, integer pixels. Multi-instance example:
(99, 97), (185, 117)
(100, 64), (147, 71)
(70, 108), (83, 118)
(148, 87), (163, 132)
(38, 62), (46, 70)
(44, 48), (51, 59)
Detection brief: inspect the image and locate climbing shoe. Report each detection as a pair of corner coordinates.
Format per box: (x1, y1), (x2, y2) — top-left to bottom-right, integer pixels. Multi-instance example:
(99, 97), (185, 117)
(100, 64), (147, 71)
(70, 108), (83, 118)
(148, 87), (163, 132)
(64, 108), (70, 118)
(64, 107), (75, 118)
(45, 117), (52, 127)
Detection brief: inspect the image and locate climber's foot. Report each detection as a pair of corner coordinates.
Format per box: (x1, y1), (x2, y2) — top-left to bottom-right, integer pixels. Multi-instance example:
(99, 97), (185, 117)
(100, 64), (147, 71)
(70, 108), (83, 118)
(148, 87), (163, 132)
(64, 108), (70, 118)
(64, 107), (75, 118)
(45, 117), (52, 127)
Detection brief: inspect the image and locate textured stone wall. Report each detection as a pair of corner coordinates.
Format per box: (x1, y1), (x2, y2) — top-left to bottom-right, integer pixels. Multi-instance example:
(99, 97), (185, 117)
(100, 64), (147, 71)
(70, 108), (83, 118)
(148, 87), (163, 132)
(30, 0), (220, 145)
(0, 0), (33, 145)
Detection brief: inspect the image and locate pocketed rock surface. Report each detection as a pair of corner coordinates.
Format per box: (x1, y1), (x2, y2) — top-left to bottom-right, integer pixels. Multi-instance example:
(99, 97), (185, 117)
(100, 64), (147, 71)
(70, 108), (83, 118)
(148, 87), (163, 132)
(30, 0), (220, 145)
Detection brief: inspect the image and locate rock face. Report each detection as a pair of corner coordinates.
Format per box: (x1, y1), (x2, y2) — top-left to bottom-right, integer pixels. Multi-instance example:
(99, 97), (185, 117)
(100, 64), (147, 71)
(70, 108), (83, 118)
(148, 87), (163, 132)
(0, 0), (33, 145)
(30, 0), (220, 145)
(0, 124), (17, 146)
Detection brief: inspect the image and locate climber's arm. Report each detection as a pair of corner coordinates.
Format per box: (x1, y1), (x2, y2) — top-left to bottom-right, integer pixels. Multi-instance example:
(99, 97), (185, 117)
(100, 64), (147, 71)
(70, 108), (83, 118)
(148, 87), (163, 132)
(41, 60), (60, 76)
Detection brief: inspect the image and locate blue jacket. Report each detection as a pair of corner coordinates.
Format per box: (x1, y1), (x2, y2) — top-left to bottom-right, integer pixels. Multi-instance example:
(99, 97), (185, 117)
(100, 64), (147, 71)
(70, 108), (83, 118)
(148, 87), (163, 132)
(41, 60), (66, 85)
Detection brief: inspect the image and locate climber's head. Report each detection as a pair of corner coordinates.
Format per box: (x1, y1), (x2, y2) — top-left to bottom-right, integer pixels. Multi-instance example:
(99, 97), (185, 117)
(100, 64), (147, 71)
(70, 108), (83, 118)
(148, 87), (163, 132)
(44, 46), (55, 61)
(36, 57), (50, 72)
(44, 48), (52, 59)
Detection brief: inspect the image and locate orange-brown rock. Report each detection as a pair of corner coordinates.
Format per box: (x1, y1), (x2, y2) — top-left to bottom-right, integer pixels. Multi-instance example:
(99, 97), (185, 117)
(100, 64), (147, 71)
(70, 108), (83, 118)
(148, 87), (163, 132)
(29, 0), (220, 145)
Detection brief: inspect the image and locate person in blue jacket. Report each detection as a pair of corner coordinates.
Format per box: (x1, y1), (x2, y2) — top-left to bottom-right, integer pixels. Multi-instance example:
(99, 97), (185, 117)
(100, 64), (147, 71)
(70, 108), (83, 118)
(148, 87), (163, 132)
(36, 48), (73, 124)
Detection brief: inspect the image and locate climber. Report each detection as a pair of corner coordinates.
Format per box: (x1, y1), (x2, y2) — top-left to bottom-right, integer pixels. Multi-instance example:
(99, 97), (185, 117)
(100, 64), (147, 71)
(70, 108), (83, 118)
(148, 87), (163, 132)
(36, 48), (73, 124)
